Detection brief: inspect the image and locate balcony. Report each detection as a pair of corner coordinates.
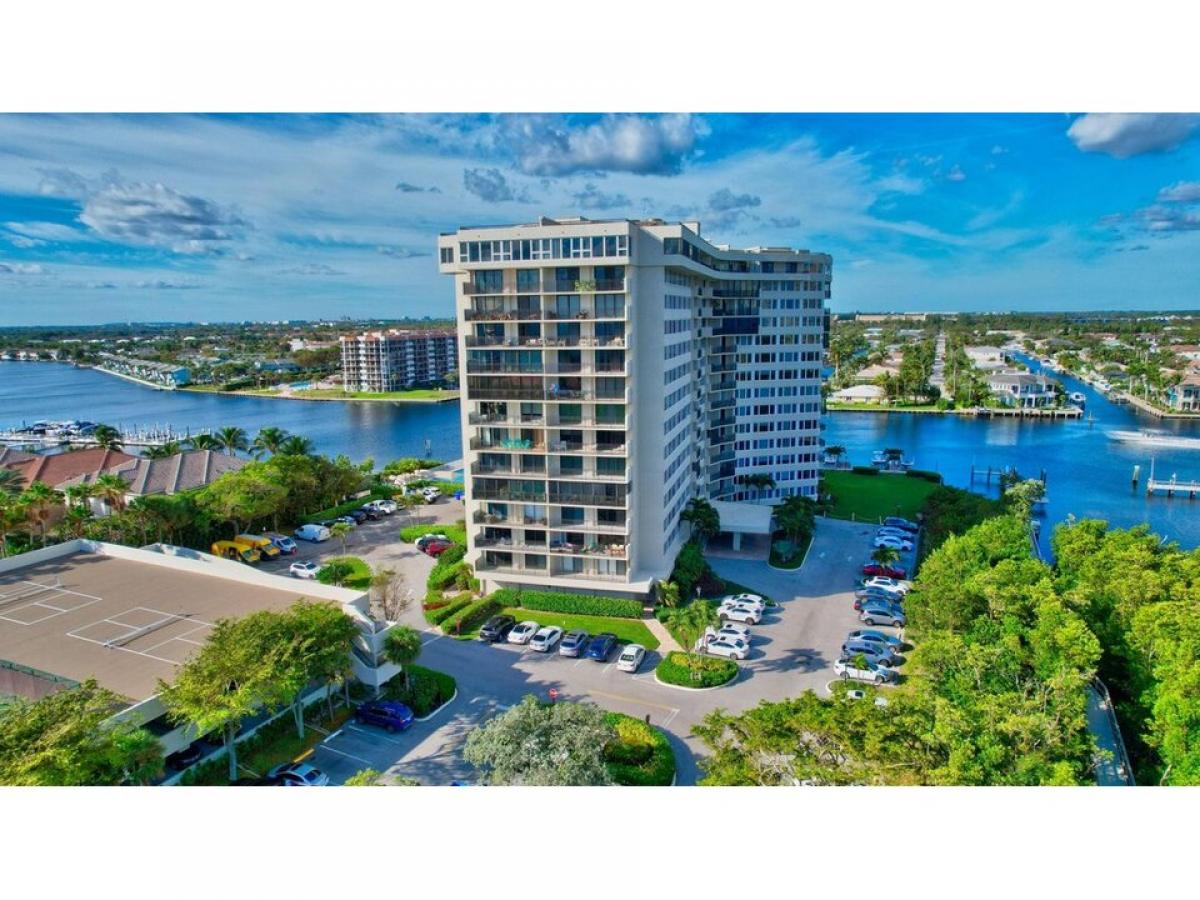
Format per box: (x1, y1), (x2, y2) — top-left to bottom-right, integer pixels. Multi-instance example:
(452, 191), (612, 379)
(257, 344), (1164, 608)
(468, 437), (545, 452)
(465, 361), (544, 374)
(474, 536), (548, 551)
(473, 484), (547, 503)
(473, 510), (548, 526)
(547, 540), (627, 559)
(464, 308), (541, 321)
(548, 483), (629, 507)
(463, 283), (516, 296)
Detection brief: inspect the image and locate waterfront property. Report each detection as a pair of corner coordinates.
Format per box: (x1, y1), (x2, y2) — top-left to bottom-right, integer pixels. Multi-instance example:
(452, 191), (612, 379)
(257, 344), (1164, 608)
(830, 384), (885, 404)
(63, 450), (248, 513)
(96, 353), (190, 388)
(986, 372), (1058, 408)
(1166, 372), (1200, 412)
(440, 216), (830, 597)
(340, 329), (457, 393)
(0, 540), (395, 756)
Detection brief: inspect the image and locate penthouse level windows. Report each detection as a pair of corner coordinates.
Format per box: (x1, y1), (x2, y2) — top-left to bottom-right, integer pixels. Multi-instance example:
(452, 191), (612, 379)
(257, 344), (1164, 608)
(663, 237), (831, 274)
(458, 235), (629, 264)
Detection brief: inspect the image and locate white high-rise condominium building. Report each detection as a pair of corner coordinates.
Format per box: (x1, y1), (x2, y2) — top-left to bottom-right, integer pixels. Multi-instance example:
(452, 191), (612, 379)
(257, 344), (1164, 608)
(340, 329), (457, 392)
(438, 217), (830, 598)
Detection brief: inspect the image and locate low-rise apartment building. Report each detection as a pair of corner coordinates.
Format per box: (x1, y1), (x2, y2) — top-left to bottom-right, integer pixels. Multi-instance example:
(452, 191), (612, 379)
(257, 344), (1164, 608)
(340, 329), (457, 392)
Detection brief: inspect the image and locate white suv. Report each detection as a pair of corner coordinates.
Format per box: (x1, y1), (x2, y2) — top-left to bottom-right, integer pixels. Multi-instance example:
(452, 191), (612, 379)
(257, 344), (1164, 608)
(718, 601), (762, 625)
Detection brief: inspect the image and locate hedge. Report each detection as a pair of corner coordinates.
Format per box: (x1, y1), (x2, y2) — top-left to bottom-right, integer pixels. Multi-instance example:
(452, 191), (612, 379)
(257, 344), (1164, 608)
(905, 469), (943, 484)
(440, 596), (502, 635)
(399, 522), (467, 545)
(489, 587), (643, 619)
(655, 651), (738, 688)
(603, 713), (676, 786)
(850, 465), (880, 476)
(427, 594), (473, 626)
(383, 664), (457, 717)
(301, 489), (395, 524)
(429, 559), (471, 591)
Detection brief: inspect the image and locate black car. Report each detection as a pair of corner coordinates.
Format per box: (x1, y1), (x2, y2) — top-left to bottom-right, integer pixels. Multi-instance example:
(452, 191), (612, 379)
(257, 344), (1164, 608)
(345, 508), (368, 524)
(357, 505), (381, 521)
(165, 741), (204, 770)
(478, 614), (516, 643)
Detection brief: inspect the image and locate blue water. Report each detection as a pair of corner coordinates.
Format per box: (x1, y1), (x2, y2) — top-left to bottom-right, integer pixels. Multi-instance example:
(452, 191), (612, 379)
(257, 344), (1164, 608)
(825, 357), (1200, 548)
(6, 358), (1200, 547)
(0, 361), (462, 464)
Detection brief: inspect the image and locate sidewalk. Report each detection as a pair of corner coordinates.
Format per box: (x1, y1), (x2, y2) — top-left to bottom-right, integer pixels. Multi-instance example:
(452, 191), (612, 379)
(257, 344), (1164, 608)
(643, 615), (682, 653)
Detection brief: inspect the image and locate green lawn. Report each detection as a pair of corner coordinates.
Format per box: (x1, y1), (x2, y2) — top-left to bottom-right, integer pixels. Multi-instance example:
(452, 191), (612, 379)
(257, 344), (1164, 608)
(292, 388), (458, 402)
(317, 556), (372, 589)
(474, 607), (660, 650)
(826, 402), (943, 413)
(822, 470), (940, 522)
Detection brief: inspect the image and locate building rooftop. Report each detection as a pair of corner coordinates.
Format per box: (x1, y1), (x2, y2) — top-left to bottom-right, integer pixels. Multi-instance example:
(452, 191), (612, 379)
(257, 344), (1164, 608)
(4, 447), (138, 489)
(0, 541), (367, 704)
(62, 450), (247, 497)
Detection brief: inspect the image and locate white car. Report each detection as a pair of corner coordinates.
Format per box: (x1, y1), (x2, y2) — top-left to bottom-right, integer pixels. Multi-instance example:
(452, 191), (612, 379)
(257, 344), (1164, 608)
(834, 656), (898, 684)
(698, 635), (749, 660)
(718, 602), (762, 625)
(422, 487), (441, 504)
(528, 626), (563, 652)
(293, 523), (331, 543)
(616, 643), (646, 672)
(706, 622), (751, 643)
(875, 526), (912, 539)
(873, 535), (914, 551)
(367, 499), (398, 515)
(861, 576), (911, 594)
(722, 592), (766, 611)
(506, 620), (540, 645)
(289, 560), (319, 579)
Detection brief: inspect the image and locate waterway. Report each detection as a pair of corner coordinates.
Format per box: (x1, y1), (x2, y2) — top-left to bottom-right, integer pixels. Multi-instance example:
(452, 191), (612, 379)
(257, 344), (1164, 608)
(6, 358), (1200, 547)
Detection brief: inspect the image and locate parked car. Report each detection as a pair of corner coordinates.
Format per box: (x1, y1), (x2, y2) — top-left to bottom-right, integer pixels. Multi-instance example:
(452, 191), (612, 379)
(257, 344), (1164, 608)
(415, 533), (449, 550)
(294, 523), (331, 543)
(368, 498), (398, 515)
(834, 656), (898, 685)
(873, 534), (914, 551)
(882, 516), (919, 533)
(707, 622), (751, 643)
(478, 614), (516, 643)
(507, 620), (540, 645)
(723, 592), (766, 610)
(357, 505), (381, 521)
(861, 575), (911, 594)
(854, 589), (905, 611)
(842, 639), (898, 667)
(846, 628), (904, 650)
(422, 487), (441, 504)
(165, 741), (204, 770)
(699, 635), (749, 660)
(289, 560), (320, 579)
(559, 629), (589, 657)
(584, 632), (618, 661)
(718, 601), (762, 625)
(858, 601), (907, 628)
(875, 526), (913, 540)
(263, 532), (298, 555)
(316, 519), (347, 531)
(861, 563), (908, 579)
(339, 512), (364, 526)
(267, 762), (330, 786)
(355, 700), (415, 732)
(529, 626), (563, 652)
(423, 540), (453, 557)
(617, 643), (647, 672)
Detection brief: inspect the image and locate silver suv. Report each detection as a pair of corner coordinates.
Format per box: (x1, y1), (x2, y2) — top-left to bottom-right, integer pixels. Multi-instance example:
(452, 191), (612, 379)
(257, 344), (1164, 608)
(841, 639), (897, 668)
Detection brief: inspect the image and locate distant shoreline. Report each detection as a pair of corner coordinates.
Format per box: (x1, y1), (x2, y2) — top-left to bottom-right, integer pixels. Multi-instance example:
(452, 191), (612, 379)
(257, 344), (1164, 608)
(179, 386), (460, 405)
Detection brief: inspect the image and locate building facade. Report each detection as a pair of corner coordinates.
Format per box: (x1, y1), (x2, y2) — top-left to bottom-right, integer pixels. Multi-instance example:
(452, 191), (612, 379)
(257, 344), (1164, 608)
(986, 372), (1058, 408)
(439, 216), (830, 597)
(340, 330), (457, 392)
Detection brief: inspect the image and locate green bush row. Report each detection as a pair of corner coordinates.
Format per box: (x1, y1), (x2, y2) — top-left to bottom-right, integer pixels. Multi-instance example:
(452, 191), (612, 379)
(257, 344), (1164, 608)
(383, 665), (457, 718)
(301, 489), (395, 524)
(440, 597), (501, 635)
(603, 713), (676, 786)
(399, 522), (468, 545)
(850, 465), (881, 476)
(655, 651), (738, 689)
(429, 559), (471, 591)
(427, 594), (473, 626)
(489, 587), (643, 619)
(669, 541), (709, 601)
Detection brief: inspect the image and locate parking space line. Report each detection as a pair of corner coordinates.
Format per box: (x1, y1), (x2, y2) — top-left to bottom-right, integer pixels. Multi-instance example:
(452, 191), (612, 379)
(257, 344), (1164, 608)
(345, 723), (404, 745)
(584, 688), (679, 715)
(316, 742), (373, 765)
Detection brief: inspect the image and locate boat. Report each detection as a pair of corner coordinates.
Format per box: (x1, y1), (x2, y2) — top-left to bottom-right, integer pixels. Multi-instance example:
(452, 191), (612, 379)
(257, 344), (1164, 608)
(1069, 391), (1085, 406)
(1107, 430), (1200, 449)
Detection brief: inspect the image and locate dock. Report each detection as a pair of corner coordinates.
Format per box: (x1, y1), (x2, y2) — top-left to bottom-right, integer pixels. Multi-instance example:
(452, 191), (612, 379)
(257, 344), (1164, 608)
(0, 423), (208, 449)
(1146, 476), (1200, 498)
(968, 405), (1082, 419)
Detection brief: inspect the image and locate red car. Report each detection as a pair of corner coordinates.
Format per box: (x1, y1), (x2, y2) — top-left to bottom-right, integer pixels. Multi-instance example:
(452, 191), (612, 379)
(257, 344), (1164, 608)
(423, 540), (453, 557)
(861, 563), (908, 580)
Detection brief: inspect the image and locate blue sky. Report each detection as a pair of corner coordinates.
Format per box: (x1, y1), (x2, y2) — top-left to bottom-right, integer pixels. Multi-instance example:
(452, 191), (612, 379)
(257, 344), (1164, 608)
(0, 112), (1198, 325)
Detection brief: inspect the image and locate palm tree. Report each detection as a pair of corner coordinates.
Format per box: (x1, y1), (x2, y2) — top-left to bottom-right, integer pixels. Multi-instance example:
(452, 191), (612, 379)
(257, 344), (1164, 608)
(250, 426), (290, 459)
(737, 473), (776, 500)
(186, 433), (220, 451)
(213, 426), (250, 457)
(870, 545), (901, 568)
(92, 473), (130, 515)
(91, 423), (123, 451)
(824, 444), (847, 466)
(329, 521), (353, 555)
(0, 496), (24, 557)
(0, 467), (25, 498)
(64, 483), (95, 511)
(143, 440), (182, 460)
(382, 625), (422, 692)
(278, 435), (315, 457)
(56, 505), (92, 540)
(775, 495), (817, 548)
(681, 498), (720, 549)
(663, 601), (719, 682)
(20, 481), (61, 547)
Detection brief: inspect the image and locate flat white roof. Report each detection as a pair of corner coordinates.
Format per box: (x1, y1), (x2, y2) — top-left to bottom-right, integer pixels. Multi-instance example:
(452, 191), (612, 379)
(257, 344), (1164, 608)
(711, 500), (773, 535)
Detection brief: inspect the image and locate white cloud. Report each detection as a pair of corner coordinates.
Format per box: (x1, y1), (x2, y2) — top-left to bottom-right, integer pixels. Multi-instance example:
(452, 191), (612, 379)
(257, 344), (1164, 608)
(946, 165), (967, 182)
(1067, 113), (1198, 158)
(1158, 181), (1200, 203)
(508, 114), (707, 176)
(0, 262), (45, 274)
(79, 176), (248, 253)
(277, 263), (346, 276)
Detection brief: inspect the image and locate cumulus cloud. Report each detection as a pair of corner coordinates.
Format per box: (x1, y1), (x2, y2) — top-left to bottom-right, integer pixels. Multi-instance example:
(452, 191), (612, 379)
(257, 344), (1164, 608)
(463, 167), (530, 203)
(946, 164), (967, 182)
(133, 279), (202, 289)
(572, 183), (632, 210)
(1158, 181), (1200, 203)
(36, 167), (90, 197)
(395, 181), (441, 193)
(709, 188), (762, 211)
(506, 114), (707, 176)
(1138, 205), (1200, 232)
(277, 263), (346, 276)
(376, 245), (432, 258)
(1067, 113), (1198, 158)
(6, 221), (92, 243)
(0, 262), (45, 274)
(79, 177), (247, 254)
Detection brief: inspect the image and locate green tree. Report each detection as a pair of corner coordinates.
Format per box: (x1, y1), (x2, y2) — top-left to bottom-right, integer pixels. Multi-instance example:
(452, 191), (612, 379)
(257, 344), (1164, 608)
(1005, 479), (1046, 522)
(0, 680), (163, 786)
(656, 580), (681, 609)
(92, 472), (130, 515)
(775, 495), (817, 548)
(664, 600), (719, 681)
(214, 426), (250, 457)
(251, 426), (290, 459)
(463, 695), (616, 785)
(278, 435), (315, 457)
(91, 423), (123, 451)
(0, 496), (22, 557)
(197, 466), (288, 537)
(143, 440), (182, 460)
(329, 520), (353, 555)
(870, 545), (900, 568)
(288, 600), (360, 720)
(382, 625), (423, 690)
(681, 497), (720, 549)
(186, 433), (221, 451)
(0, 467), (23, 498)
(19, 481), (61, 547)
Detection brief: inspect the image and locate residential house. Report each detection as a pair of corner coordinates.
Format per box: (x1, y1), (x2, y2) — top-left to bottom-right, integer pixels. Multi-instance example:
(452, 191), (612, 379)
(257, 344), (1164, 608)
(62, 450), (249, 515)
(1167, 372), (1200, 411)
(986, 372), (1058, 408)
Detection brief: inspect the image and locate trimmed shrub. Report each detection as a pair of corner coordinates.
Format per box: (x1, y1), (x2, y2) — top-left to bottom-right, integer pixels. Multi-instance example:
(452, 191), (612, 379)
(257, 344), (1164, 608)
(905, 469), (943, 484)
(300, 489), (395, 524)
(489, 587), (643, 619)
(383, 664), (457, 717)
(440, 597), (501, 635)
(603, 713), (675, 786)
(399, 522), (467, 545)
(427, 595), (473, 626)
(850, 465), (880, 476)
(429, 559), (469, 591)
(432, 542), (466, 569)
(655, 651), (738, 689)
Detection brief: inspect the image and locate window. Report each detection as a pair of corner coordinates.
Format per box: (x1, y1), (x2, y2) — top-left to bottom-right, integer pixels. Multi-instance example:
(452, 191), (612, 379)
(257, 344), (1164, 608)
(440, 247), (453, 264)
(517, 269), (540, 292)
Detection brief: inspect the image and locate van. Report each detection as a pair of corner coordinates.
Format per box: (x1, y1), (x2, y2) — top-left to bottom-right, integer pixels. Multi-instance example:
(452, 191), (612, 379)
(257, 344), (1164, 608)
(236, 534), (281, 560)
(212, 540), (261, 564)
(294, 523), (332, 543)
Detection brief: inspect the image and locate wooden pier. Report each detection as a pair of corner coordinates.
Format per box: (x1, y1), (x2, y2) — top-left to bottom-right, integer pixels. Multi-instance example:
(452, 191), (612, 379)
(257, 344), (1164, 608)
(968, 405), (1082, 419)
(0, 424), (206, 449)
(1146, 476), (1200, 498)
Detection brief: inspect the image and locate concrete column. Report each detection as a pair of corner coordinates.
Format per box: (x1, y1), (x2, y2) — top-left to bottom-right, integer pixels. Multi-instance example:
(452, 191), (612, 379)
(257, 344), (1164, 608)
(732, 532), (742, 551)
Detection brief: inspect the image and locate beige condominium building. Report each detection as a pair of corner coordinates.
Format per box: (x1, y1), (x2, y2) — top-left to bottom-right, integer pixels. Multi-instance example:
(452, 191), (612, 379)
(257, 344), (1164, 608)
(438, 216), (830, 598)
(340, 329), (457, 392)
